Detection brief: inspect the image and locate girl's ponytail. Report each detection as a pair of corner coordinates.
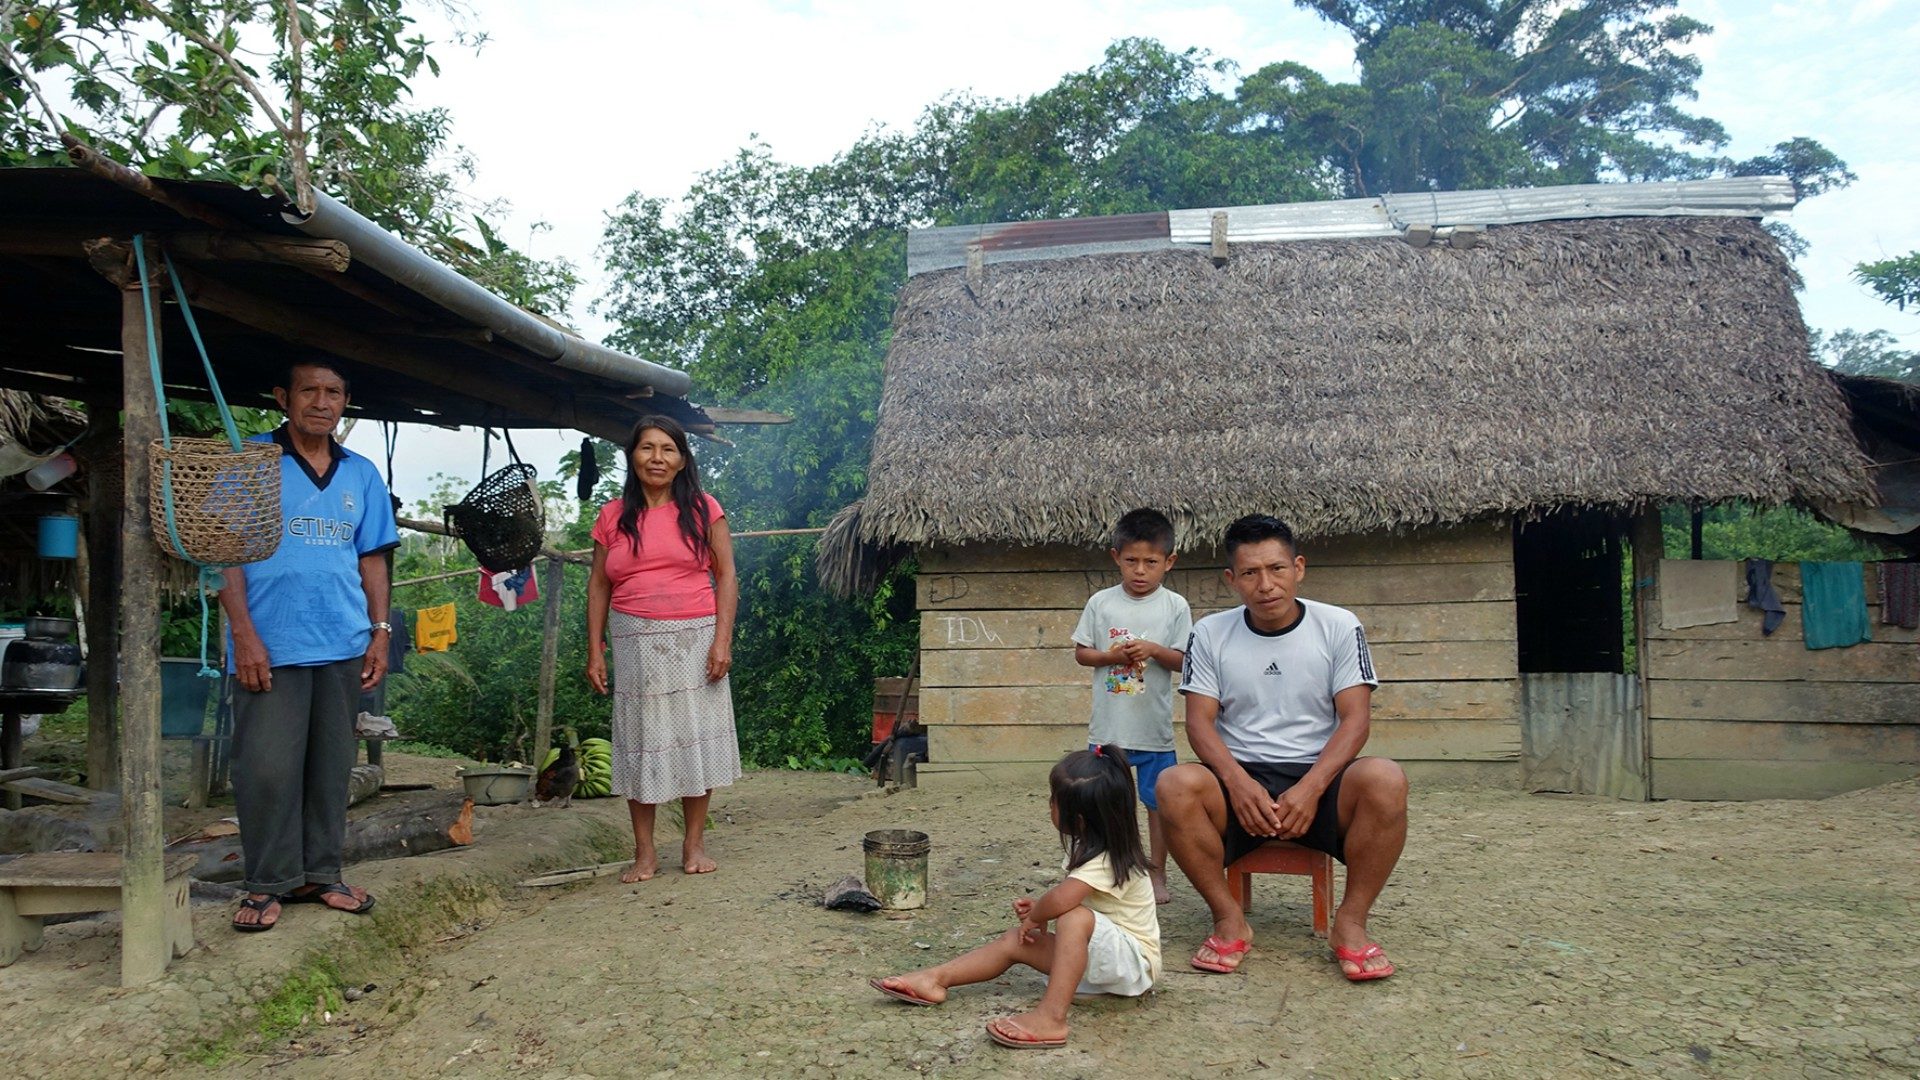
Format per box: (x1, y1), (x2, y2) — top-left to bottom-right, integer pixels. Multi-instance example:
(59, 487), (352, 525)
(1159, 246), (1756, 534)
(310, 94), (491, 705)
(1049, 745), (1153, 886)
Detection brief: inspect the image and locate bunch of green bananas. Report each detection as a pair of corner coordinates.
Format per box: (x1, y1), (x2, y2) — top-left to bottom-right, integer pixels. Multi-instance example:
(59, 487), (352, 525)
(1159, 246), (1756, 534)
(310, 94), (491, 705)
(545, 737), (615, 798)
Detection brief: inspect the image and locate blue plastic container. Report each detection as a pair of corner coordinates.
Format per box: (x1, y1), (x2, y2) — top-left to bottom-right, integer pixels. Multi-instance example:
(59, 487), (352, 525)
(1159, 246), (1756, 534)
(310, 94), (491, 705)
(160, 657), (213, 738)
(37, 514), (79, 559)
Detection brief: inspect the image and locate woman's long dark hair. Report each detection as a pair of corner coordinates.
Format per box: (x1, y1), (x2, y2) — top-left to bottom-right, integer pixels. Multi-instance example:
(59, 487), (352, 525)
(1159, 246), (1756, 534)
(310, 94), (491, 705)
(616, 416), (711, 563)
(1050, 745), (1151, 887)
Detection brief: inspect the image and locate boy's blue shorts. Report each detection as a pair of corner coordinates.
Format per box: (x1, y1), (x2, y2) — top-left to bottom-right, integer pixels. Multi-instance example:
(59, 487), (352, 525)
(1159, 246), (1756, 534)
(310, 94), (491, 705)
(1094, 745), (1178, 811)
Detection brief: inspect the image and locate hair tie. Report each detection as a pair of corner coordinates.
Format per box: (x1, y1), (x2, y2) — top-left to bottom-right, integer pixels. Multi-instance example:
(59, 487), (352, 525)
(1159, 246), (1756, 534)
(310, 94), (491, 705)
(1093, 746), (1104, 757)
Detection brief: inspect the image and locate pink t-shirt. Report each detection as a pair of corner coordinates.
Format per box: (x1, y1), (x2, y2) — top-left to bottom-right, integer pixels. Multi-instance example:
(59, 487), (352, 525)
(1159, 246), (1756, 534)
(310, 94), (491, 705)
(591, 494), (724, 619)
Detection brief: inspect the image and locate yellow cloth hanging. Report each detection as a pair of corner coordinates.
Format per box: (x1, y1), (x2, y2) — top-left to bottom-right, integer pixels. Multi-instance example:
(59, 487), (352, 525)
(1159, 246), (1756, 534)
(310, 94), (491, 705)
(415, 602), (457, 653)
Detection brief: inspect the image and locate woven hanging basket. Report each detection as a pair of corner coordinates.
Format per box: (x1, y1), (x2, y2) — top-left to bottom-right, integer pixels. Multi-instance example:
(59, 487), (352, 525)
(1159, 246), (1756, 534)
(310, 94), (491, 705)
(445, 462), (544, 571)
(147, 438), (284, 566)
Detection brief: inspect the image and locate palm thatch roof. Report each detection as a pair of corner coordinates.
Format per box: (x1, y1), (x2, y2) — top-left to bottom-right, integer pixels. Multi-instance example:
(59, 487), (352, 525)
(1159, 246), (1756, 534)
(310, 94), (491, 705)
(823, 214), (1872, 593)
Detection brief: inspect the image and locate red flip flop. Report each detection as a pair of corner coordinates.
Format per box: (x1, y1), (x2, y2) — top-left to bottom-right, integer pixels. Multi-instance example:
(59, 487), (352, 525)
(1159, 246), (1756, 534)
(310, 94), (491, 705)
(869, 977), (940, 1006)
(986, 1017), (1067, 1049)
(1190, 934), (1250, 974)
(1333, 943), (1395, 981)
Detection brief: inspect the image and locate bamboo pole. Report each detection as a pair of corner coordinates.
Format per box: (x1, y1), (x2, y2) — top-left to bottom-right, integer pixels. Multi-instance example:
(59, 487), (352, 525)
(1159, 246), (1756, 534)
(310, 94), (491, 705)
(1628, 508), (1662, 804)
(386, 525), (826, 590)
(532, 556), (565, 782)
(116, 260), (171, 986)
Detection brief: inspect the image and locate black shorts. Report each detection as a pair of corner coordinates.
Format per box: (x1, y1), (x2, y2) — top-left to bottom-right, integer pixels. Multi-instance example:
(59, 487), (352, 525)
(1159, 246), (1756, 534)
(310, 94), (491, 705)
(1215, 760), (1348, 865)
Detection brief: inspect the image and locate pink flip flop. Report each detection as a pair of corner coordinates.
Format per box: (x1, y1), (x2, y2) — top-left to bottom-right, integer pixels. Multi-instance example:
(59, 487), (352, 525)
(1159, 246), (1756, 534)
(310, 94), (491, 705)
(986, 1017), (1067, 1049)
(1190, 934), (1250, 974)
(1333, 942), (1396, 981)
(869, 977), (940, 1006)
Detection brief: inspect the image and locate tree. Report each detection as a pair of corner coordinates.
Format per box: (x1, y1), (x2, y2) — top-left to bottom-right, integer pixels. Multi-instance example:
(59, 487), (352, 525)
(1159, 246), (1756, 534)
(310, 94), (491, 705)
(1273, 1), (1851, 197)
(1856, 252), (1920, 313)
(0, 0), (576, 313)
(1814, 329), (1920, 384)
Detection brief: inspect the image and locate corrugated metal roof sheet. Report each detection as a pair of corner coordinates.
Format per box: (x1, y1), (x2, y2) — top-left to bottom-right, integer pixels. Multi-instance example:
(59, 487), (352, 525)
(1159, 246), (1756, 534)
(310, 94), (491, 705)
(908, 176), (1798, 276)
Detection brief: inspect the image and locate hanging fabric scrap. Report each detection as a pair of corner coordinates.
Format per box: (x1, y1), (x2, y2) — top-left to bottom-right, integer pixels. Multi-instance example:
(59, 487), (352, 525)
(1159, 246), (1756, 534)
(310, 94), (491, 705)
(478, 566), (540, 611)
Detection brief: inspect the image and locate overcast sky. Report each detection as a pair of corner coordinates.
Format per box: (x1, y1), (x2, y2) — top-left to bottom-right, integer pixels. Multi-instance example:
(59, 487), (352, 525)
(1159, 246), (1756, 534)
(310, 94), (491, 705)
(360, 0), (1920, 509)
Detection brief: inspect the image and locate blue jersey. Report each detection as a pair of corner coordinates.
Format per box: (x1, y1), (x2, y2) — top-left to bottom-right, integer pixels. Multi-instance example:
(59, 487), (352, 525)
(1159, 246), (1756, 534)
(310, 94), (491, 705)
(230, 426), (400, 668)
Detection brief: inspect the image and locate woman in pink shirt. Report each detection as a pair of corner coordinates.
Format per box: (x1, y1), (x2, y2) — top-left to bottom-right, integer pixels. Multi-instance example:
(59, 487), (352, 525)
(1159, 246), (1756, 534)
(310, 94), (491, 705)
(586, 416), (741, 882)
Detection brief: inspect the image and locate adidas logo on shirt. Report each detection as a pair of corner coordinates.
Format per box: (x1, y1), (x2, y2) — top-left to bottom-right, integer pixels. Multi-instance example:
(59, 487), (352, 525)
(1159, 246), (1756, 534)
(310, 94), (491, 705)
(1263, 661), (1282, 676)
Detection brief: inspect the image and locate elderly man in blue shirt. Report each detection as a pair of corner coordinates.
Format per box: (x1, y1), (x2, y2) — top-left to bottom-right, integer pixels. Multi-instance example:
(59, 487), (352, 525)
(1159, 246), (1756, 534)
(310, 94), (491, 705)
(219, 359), (399, 932)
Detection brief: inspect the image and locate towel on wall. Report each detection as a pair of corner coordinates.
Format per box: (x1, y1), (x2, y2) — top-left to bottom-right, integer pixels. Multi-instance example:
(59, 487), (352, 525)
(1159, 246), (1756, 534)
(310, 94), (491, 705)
(1877, 561), (1920, 629)
(1801, 562), (1871, 650)
(416, 602), (457, 652)
(1659, 559), (1739, 630)
(1744, 559), (1787, 636)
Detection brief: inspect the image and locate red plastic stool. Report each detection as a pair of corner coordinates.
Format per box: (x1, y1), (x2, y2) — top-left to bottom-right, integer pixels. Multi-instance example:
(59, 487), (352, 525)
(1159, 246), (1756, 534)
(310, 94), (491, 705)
(1227, 840), (1335, 938)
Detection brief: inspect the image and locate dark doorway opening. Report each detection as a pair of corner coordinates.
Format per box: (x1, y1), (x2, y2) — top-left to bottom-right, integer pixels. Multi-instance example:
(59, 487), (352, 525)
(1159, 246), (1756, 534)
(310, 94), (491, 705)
(1514, 509), (1628, 673)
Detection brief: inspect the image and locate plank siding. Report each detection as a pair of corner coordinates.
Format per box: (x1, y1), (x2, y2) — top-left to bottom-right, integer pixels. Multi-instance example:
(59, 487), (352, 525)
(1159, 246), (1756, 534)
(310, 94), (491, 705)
(917, 527), (1520, 769)
(1643, 559), (1920, 800)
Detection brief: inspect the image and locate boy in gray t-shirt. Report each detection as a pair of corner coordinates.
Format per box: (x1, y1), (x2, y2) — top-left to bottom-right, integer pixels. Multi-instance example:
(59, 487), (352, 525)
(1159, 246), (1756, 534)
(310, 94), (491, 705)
(1072, 509), (1192, 903)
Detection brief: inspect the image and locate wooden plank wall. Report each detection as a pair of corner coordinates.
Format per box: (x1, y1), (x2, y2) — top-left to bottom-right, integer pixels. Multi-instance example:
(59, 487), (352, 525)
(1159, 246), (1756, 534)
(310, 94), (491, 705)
(917, 520), (1520, 774)
(1644, 561), (1920, 799)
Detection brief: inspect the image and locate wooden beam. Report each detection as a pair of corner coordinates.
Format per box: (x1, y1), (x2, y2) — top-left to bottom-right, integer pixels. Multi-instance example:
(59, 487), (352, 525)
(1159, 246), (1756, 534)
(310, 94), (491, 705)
(532, 556), (566, 786)
(113, 266), (171, 986)
(0, 227), (350, 272)
(65, 135), (247, 233)
(80, 422), (121, 792)
(394, 516), (589, 566)
(157, 256), (637, 442)
(1626, 508), (1662, 802)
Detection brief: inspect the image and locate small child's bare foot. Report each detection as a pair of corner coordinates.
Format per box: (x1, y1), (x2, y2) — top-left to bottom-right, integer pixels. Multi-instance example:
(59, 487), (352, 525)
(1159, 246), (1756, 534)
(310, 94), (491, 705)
(1151, 868), (1171, 905)
(620, 852), (658, 883)
(682, 844), (717, 874)
(870, 972), (946, 1006)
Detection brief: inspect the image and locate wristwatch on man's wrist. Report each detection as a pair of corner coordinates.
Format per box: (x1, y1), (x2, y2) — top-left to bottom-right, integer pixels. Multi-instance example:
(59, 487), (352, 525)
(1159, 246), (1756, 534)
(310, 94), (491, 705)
(370, 621), (393, 634)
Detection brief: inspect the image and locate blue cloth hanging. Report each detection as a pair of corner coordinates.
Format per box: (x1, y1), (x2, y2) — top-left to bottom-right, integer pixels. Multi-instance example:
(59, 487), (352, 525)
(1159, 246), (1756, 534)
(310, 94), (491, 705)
(1801, 562), (1871, 650)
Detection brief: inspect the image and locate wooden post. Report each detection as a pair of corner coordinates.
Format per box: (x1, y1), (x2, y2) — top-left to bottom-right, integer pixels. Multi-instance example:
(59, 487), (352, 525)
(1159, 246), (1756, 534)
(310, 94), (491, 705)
(81, 423), (121, 791)
(117, 262), (171, 986)
(532, 556), (565, 778)
(1689, 506), (1704, 560)
(1627, 508), (1663, 803)
(1210, 211), (1229, 266)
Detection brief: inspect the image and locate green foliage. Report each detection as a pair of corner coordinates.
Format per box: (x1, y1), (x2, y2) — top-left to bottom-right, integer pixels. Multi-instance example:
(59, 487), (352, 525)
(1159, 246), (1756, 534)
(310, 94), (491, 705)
(0, 1), (576, 314)
(1814, 328), (1920, 384)
(381, 515), (608, 761)
(1855, 252), (1920, 313)
(1661, 503), (1889, 563)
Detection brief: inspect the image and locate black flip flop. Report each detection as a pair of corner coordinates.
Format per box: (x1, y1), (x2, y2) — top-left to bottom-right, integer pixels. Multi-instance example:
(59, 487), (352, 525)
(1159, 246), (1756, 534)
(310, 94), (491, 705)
(282, 882), (376, 914)
(231, 894), (280, 932)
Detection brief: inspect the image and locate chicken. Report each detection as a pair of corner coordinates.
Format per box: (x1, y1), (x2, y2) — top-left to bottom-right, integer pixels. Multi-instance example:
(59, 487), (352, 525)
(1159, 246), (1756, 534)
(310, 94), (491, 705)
(533, 743), (580, 808)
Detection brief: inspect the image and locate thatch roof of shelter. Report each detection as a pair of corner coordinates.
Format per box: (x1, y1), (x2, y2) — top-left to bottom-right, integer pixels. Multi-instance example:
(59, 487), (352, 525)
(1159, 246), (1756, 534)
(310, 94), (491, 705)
(824, 205), (1873, 592)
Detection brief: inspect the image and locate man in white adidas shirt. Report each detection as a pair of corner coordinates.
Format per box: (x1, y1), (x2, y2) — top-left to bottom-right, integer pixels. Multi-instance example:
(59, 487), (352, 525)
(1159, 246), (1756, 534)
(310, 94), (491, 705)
(1158, 514), (1408, 981)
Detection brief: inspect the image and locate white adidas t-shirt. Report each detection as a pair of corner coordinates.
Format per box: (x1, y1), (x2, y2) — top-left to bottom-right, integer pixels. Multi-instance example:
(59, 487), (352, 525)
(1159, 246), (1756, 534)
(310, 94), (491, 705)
(1179, 599), (1378, 764)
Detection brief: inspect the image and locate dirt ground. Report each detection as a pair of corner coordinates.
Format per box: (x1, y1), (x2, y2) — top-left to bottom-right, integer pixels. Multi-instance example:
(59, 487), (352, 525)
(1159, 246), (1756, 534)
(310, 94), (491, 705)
(4, 756), (1917, 1078)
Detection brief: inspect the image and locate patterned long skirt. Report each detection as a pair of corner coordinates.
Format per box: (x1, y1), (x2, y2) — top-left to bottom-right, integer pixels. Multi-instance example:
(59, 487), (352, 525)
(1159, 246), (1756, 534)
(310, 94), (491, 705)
(609, 611), (741, 804)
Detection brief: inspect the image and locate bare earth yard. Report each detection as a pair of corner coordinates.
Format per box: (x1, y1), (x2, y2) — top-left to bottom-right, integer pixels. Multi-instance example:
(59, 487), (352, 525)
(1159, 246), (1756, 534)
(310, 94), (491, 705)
(3, 759), (1916, 1078)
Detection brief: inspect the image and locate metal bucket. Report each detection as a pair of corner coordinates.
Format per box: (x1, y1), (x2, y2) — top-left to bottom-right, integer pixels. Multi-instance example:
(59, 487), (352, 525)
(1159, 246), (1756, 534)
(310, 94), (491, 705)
(863, 828), (930, 910)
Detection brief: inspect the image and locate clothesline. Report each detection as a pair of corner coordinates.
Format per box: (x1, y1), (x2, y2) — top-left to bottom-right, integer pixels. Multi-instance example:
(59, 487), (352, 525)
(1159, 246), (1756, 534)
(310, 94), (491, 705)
(388, 524), (827, 590)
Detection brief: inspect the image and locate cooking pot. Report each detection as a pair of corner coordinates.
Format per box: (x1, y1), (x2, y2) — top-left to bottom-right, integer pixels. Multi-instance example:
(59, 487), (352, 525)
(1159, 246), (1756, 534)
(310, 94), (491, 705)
(23, 616), (77, 640)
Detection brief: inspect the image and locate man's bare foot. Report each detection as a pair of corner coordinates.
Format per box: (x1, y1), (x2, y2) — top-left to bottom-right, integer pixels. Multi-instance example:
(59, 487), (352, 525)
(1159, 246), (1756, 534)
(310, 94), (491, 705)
(989, 1009), (1069, 1046)
(871, 971), (947, 1005)
(620, 851), (658, 883)
(682, 844), (717, 874)
(1150, 867), (1171, 905)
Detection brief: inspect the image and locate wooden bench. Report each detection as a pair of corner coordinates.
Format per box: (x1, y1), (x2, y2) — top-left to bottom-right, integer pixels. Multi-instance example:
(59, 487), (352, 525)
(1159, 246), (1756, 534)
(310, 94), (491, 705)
(0, 852), (198, 966)
(1227, 840), (1336, 938)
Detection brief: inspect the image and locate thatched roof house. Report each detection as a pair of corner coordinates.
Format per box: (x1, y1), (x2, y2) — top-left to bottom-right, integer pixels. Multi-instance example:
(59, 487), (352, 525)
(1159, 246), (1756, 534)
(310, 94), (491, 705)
(834, 205), (1868, 565)
(827, 177), (1919, 803)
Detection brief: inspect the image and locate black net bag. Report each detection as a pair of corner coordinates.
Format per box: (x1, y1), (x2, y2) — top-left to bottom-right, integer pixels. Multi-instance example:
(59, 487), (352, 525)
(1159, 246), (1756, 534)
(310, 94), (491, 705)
(444, 461), (543, 571)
